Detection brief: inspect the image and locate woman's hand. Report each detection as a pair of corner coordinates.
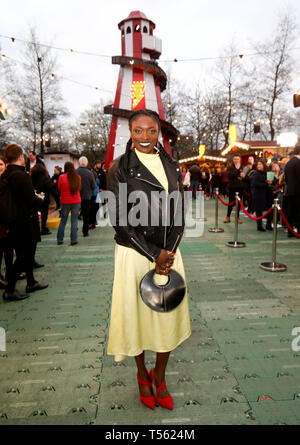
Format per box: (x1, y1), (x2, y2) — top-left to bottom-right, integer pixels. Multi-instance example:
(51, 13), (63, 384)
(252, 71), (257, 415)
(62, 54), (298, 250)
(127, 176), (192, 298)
(155, 249), (175, 276)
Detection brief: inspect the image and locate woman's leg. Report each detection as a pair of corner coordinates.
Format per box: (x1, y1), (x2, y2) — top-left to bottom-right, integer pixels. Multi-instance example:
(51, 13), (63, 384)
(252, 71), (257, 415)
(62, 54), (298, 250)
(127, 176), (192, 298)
(57, 204), (69, 243)
(151, 352), (171, 398)
(256, 210), (265, 231)
(4, 241), (14, 280)
(70, 204), (81, 243)
(41, 198), (50, 233)
(135, 352), (153, 398)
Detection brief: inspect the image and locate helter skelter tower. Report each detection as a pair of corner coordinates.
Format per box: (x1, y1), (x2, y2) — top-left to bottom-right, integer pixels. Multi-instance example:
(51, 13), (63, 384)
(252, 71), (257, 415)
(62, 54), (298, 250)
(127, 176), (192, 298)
(104, 10), (178, 168)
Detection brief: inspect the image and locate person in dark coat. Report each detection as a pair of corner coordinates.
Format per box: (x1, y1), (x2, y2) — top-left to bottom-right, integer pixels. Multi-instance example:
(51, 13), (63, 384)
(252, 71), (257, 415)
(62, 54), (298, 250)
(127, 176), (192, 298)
(251, 159), (273, 232)
(93, 160), (108, 219)
(284, 146), (300, 237)
(220, 166), (229, 197)
(2, 144), (48, 301)
(224, 155), (246, 224)
(199, 170), (210, 196)
(31, 164), (60, 235)
(244, 162), (256, 213)
(0, 156), (13, 288)
(25, 150), (45, 173)
(211, 168), (221, 193)
(76, 157), (96, 237)
(51, 166), (62, 200)
(189, 164), (201, 199)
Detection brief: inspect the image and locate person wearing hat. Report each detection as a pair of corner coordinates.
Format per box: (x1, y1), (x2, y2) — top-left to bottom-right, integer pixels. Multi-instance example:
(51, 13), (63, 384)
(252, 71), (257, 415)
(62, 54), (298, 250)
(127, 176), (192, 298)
(284, 146), (300, 237)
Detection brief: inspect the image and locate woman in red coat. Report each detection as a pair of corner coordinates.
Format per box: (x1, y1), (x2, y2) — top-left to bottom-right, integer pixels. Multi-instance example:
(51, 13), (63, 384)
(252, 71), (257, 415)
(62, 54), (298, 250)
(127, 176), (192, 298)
(57, 162), (81, 245)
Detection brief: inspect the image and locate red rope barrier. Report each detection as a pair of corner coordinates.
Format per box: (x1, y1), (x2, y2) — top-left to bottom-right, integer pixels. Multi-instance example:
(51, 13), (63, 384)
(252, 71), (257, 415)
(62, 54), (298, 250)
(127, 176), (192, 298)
(217, 194), (235, 207)
(278, 209), (300, 239)
(238, 199), (273, 221)
(202, 190), (213, 196)
(187, 186), (213, 196)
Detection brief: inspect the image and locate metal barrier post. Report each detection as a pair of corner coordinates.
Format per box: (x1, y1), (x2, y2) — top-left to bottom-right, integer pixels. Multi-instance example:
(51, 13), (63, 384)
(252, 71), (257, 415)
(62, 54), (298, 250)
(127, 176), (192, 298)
(209, 188), (224, 233)
(226, 192), (246, 248)
(260, 199), (287, 272)
(198, 185), (207, 222)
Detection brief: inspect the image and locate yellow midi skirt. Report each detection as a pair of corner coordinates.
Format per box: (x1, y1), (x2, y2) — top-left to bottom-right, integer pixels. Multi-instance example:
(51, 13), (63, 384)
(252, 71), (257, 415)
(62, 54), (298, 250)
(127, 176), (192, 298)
(107, 244), (191, 362)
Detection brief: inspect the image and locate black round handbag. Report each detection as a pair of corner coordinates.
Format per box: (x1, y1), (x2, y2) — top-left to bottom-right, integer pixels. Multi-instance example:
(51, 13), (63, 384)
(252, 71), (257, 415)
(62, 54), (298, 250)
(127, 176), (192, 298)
(139, 269), (186, 313)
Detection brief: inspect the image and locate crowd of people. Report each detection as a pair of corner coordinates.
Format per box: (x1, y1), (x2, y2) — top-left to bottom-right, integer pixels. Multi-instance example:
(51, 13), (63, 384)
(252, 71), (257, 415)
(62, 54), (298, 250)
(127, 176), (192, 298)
(0, 144), (107, 301)
(1, 141), (300, 305)
(181, 147), (300, 234)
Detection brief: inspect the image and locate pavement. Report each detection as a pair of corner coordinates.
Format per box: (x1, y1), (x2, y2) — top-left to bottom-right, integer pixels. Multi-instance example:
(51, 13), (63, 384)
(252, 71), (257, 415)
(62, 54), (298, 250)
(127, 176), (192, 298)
(0, 197), (300, 425)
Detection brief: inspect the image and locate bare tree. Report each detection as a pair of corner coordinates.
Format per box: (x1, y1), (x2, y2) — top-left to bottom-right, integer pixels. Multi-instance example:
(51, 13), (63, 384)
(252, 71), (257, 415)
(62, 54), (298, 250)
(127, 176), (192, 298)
(5, 27), (68, 154)
(215, 41), (253, 147)
(161, 67), (186, 130)
(74, 100), (112, 163)
(252, 13), (298, 140)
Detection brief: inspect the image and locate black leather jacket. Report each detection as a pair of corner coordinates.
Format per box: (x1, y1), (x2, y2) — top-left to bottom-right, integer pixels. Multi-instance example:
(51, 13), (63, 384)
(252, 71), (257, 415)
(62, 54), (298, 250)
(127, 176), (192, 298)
(107, 147), (184, 262)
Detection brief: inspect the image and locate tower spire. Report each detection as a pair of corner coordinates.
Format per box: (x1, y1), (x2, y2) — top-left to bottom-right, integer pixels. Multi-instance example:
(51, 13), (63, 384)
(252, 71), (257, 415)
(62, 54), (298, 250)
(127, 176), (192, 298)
(104, 11), (178, 167)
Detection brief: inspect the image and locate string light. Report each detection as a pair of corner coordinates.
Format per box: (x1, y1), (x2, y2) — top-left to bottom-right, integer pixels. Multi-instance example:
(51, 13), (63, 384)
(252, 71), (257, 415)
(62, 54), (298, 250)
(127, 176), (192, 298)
(2, 33), (300, 66)
(0, 34), (111, 59)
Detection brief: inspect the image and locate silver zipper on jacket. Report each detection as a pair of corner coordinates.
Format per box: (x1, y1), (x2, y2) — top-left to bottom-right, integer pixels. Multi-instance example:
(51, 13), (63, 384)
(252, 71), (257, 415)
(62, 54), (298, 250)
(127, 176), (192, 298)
(171, 234), (181, 253)
(135, 175), (167, 248)
(163, 195), (168, 248)
(135, 177), (163, 190)
(130, 237), (155, 262)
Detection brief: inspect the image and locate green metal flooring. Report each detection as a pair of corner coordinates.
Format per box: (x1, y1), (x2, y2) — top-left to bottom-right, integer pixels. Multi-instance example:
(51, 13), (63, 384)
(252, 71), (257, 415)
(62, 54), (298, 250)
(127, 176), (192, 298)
(0, 199), (300, 425)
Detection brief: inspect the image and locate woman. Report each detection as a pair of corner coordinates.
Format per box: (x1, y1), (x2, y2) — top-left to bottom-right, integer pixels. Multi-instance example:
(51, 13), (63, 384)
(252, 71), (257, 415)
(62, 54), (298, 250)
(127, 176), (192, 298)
(31, 164), (60, 235)
(51, 166), (62, 189)
(251, 159), (273, 232)
(107, 109), (191, 411)
(0, 156), (14, 288)
(271, 161), (283, 202)
(89, 173), (100, 229)
(224, 155), (246, 224)
(57, 162), (81, 245)
(51, 166), (62, 208)
(200, 170), (210, 198)
(182, 166), (190, 191)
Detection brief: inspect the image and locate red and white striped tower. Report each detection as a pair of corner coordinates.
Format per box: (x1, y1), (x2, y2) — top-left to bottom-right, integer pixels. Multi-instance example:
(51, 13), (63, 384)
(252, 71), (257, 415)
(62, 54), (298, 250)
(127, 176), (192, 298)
(104, 10), (178, 168)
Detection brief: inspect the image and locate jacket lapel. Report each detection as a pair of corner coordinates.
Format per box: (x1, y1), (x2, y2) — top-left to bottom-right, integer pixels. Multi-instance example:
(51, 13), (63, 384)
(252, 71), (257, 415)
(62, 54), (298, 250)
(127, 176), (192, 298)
(126, 149), (166, 190)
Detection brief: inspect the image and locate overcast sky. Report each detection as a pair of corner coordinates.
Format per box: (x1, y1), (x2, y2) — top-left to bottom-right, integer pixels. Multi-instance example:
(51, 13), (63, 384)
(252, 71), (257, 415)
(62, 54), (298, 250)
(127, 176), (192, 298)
(1, 0), (300, 120)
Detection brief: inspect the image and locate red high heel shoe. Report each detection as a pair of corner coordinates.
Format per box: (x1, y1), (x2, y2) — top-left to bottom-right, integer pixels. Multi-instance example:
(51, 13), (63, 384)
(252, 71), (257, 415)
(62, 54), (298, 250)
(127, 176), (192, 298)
(137, 372), (156, 410)
(149, 368), (173, 410)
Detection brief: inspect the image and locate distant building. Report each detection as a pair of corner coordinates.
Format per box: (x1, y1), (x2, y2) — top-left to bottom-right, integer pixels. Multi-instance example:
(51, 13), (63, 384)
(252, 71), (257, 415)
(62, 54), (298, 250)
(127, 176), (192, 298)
(221, 140), (283, 164)
(43, 151), (80, 176)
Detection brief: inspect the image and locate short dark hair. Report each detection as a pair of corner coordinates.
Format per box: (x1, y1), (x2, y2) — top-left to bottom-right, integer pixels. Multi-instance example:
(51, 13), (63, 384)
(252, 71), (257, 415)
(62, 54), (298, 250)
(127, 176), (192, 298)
(4, 144), (23, 164)
(29, 151), (37, 156)
(293, 146), (300, 155)
(128, 109), (161, 130)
